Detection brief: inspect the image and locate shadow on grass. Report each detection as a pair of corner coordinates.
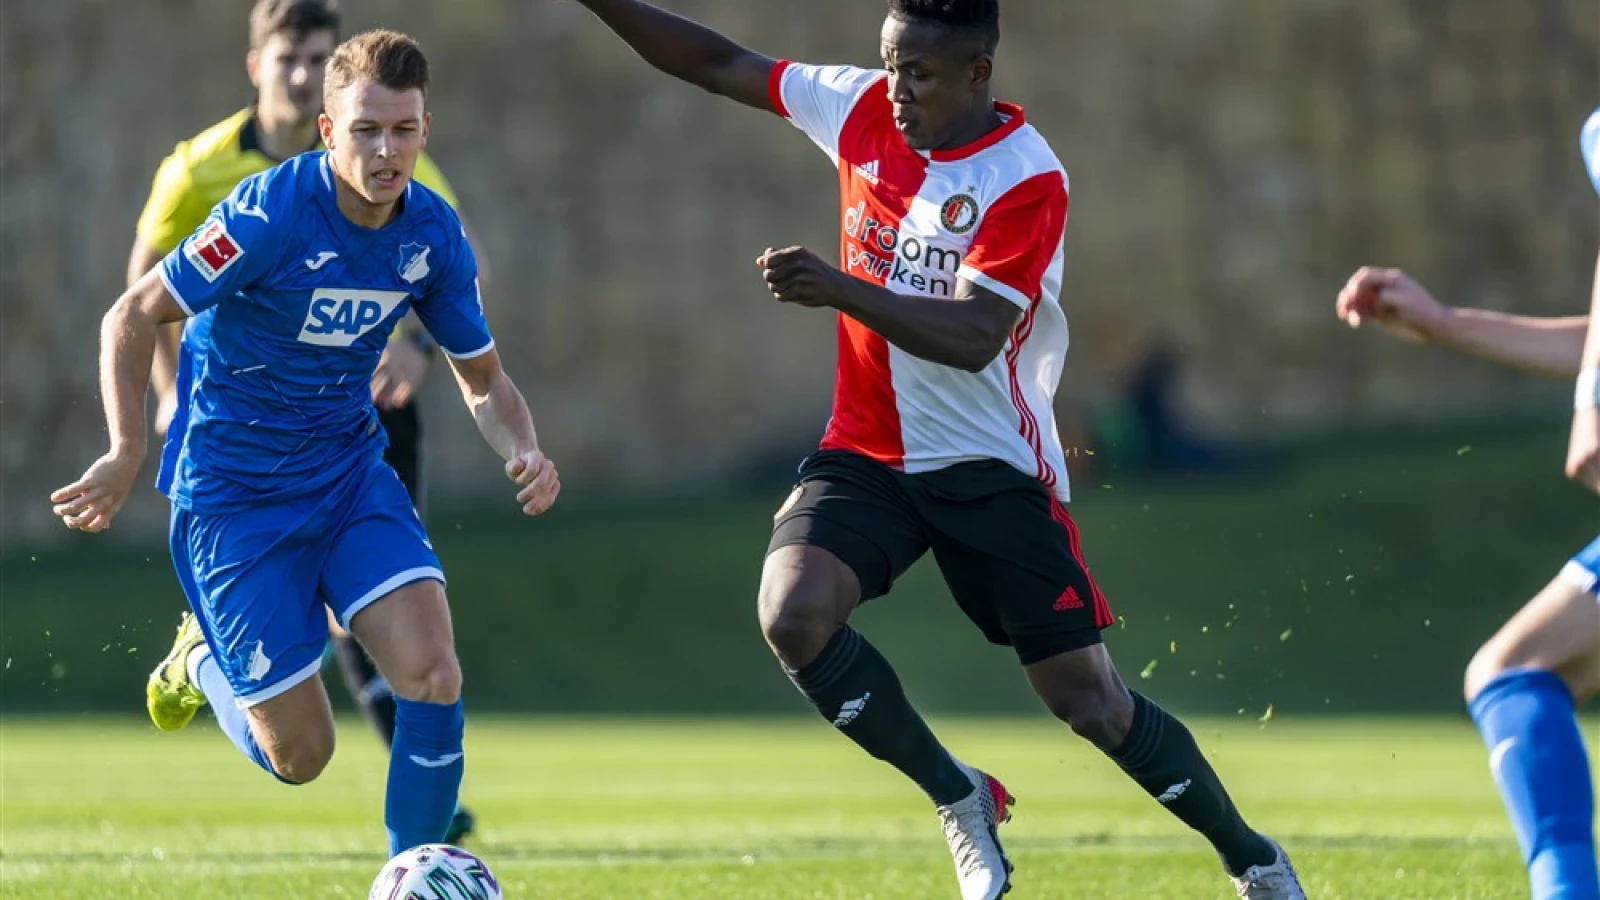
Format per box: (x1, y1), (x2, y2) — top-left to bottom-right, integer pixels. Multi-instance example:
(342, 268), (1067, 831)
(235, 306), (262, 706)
(1, 833), (1514, 867)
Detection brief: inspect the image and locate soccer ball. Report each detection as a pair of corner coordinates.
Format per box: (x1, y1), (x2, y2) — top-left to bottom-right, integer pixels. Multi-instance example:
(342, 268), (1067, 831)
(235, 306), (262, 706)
(369, 844), (502, 900)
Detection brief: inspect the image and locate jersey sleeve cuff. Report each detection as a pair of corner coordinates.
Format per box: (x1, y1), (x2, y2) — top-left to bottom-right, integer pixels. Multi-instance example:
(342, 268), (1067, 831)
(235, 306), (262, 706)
(768, 60), (793, 119)
(443, 338), (495, 361)
(958, 266), (1033, 310)
(158, 265), (197, 317)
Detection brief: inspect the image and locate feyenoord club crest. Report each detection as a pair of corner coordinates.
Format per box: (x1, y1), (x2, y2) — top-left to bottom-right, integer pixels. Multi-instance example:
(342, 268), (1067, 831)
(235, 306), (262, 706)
(940, 193), (980, 234)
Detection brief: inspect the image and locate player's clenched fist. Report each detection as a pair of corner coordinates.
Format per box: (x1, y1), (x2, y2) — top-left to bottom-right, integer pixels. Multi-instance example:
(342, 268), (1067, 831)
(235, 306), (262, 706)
(757, 246), (846, 309)
(1335, 266), (1449, 343)
(506, 449), (560, 516)
(49, 451), (143, 533)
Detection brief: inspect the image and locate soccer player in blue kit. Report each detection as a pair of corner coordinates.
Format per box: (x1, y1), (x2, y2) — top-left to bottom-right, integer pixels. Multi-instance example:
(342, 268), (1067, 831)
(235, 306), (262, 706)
(49, 30), (560, 856)
(1337, 105), (1600, 900)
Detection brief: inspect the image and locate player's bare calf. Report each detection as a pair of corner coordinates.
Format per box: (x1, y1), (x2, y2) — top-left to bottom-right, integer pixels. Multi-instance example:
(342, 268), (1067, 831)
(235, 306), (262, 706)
(245, 676), (338, 785)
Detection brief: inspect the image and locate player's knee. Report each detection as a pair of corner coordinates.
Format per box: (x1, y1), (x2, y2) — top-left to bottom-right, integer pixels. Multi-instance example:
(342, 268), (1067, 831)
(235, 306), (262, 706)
(758, 602), (835, 669)
(1464, 578), (1600, 703)
(1041, 681), (1133, 750)
(1063, 697), (1128, 750)
(758, 548), (854, 669)
(1463, 636), (1567, 704)
(1464, 641), (1507, 703)
(758, 581), (849, 669)
(390, 653), (462, 705)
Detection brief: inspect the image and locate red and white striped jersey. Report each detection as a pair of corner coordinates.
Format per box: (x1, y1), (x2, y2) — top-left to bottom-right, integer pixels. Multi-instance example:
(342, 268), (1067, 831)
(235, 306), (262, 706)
(769, 61), (1074, 501)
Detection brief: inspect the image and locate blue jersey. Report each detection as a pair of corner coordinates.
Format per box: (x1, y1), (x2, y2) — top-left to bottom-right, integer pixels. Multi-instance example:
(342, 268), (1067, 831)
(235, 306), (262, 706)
(157, 152), (492, 513)
(1583, 105), (1600, 198)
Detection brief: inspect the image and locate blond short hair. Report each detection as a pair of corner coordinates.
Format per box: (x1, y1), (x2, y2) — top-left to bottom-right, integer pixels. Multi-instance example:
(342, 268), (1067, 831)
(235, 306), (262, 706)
(323, 29), (430, 112)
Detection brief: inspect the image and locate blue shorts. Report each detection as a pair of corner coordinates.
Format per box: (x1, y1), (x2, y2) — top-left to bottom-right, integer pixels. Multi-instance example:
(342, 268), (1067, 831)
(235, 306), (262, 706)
(169, 459), (443, 707)
(1560, 534), (1600, 596)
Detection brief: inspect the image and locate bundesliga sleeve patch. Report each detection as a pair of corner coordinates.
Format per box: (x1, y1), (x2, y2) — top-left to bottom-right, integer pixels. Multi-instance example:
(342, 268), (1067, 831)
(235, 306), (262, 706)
(184, 221), (243, 283)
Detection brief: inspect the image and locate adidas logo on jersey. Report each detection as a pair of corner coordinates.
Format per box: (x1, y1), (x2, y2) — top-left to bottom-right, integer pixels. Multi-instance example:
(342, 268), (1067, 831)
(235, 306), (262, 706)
(297, 288), (409, 347)
(853, 159), (881, 185)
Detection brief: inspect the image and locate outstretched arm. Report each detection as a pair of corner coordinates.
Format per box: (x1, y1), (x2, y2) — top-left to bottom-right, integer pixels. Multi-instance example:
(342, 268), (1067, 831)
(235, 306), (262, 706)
(1566, 253), (1600, 491)
(1336, 267), (1587, 378)
(51, 268), (189, 531)
(571, 0), (777, 110)
(447, 348), (560, 516)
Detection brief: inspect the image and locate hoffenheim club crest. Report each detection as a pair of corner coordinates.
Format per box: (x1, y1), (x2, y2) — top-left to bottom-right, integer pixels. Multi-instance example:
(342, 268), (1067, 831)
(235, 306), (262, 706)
(399, 244), (431, 284)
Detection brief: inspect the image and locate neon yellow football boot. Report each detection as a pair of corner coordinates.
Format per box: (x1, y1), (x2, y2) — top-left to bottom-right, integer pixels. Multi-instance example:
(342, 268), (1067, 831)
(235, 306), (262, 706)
(145, 612), (209, 731)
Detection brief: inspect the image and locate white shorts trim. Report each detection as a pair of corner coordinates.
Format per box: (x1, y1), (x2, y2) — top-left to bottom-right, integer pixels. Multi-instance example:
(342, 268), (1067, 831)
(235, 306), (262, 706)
(1559, 561), (1599, 596)
(235, 656), (324, 709)
(336, 566), (445, 631)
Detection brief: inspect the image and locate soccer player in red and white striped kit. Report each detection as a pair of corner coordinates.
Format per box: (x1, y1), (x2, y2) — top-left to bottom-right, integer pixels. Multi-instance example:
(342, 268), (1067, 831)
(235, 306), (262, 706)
(569, 1), (1307, 897)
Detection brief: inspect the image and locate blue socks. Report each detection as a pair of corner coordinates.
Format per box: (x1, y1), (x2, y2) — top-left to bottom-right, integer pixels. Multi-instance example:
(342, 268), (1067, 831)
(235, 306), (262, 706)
(190, 647), (291, 784)
(193, 648), (466, 854)
(1469, 669), (1599, 900)
(385, 697), (466, 855)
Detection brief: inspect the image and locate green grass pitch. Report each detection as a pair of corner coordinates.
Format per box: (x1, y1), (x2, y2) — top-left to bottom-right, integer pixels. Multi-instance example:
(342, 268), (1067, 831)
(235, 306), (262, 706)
(1, 714), (1557, 898)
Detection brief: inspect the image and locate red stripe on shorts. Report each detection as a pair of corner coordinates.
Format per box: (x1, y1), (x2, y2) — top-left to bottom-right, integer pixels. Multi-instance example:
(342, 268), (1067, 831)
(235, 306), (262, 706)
(1049, 497), (1114, 628)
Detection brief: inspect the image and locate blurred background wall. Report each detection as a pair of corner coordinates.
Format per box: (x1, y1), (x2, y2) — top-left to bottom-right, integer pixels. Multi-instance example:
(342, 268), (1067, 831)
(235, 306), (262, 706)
(2, 1), (1597, 715)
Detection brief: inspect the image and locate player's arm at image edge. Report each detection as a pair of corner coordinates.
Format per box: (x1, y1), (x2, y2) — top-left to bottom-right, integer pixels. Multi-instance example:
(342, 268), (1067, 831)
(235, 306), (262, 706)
(572, 0), (777, 111)
(100, 268), (192, 456)
(1579, 250), (1600, 375)
(1436, 309), (1590, 378)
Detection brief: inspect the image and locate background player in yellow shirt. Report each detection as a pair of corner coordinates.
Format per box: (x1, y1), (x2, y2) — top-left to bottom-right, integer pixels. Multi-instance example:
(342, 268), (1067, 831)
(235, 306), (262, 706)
(127, 0), (478, 844)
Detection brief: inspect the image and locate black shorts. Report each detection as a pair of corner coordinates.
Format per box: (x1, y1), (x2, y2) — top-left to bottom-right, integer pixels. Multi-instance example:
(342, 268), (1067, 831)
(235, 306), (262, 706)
(377, 402), (425, 514)
(768, 450), (1114, 665)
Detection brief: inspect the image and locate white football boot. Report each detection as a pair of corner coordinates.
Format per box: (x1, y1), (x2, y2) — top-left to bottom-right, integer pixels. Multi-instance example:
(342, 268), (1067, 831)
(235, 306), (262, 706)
(935, 762), (1016, 900)
(1231, 836), (1308, 899)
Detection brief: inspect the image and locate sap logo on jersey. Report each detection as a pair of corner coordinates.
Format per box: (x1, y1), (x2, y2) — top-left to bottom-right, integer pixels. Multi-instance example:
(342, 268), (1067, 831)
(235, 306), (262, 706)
(297, 288), (409, 347)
